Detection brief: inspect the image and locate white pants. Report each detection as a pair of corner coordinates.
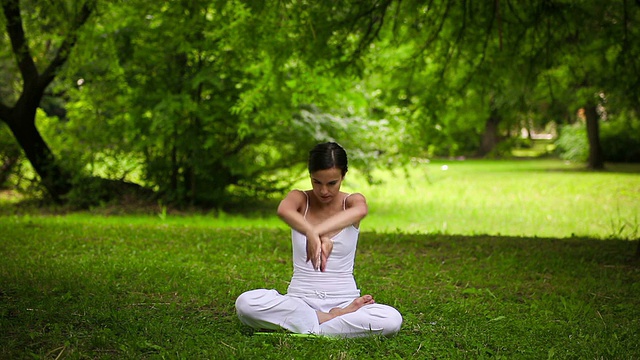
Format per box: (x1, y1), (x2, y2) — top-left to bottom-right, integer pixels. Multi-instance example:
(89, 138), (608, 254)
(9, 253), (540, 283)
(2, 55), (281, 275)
(235, 289), (403, 338)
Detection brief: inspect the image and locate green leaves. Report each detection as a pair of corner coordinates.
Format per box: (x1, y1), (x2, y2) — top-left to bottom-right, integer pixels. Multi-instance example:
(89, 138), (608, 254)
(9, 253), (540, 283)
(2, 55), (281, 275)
(3, 0), (639, 205)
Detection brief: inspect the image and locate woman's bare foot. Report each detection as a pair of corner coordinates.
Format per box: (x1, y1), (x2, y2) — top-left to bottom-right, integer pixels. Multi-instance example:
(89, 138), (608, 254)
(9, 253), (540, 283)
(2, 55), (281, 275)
(317, 295), (375, 324)
(330, 295), (375, 316)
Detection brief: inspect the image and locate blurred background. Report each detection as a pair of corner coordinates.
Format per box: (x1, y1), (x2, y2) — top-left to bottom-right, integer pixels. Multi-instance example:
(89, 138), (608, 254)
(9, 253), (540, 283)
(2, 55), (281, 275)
(1, 0), (638, 210)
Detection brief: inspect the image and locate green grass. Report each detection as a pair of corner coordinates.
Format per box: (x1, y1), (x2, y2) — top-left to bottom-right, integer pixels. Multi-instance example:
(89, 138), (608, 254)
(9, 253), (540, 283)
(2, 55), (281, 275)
(1, 219), (639, 359)
(1, 159), (639, 358)
(4, 159), (637, 240)
(353, 159), (640, 239)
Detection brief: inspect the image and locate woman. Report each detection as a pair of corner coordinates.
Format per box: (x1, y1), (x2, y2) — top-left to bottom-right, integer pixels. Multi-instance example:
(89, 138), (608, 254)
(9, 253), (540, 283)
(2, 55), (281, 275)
(235, 142), (402, 337)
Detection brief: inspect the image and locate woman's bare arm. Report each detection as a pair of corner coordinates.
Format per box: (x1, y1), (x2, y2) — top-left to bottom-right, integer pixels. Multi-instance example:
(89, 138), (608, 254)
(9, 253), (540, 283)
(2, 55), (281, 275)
(277, 190), (323, 269)
(276, 190), (311, 234)
(277, 191), (368, 271)
(313, 193), (368, 235)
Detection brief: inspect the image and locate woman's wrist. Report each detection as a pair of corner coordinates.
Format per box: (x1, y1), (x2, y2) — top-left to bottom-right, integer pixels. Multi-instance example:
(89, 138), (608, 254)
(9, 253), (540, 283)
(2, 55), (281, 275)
(320, 235), (334, 244)
(305, 227), (319, 240)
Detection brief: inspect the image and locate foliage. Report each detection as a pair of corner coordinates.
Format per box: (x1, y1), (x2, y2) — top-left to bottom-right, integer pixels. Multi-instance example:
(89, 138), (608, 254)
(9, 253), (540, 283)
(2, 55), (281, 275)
(47, 0), (396, 207)
(1, 216), (639, 359)
(555, 123), (589, 162)
(0, 123), (22, 189)
(556, 112), (640, 164)
(361, 0), (640, 162)
(2, 0), (640, 205)
(600, 113), (640, 163)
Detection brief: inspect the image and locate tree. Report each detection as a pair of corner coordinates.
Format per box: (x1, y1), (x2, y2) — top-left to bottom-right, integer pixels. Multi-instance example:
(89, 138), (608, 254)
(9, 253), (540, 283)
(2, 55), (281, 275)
(1, 0), (397, 205)
(361, 0), (639, 165)
(0, 0), (93, 201)
(360, 0), (544, 158)
(44, 0), (395, 206)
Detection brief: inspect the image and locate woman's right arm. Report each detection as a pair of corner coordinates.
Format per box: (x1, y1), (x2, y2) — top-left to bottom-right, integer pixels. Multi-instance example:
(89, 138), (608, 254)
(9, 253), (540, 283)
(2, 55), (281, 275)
(276, 190), (310, 234)
(277, 190), (322, 270)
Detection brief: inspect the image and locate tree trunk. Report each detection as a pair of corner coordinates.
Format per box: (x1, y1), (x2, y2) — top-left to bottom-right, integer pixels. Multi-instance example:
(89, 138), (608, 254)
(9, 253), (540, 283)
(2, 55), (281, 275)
(0, 0), (92, 202)
(478, 106), (501, 157)
(4, 108), (71, 202)
(584, 104), (605, 170)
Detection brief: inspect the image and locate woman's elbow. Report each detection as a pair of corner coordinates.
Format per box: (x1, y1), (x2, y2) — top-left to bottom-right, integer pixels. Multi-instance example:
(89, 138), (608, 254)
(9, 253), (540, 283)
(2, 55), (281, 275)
(276, 202), (288, 219)
(356, 205), (369, 220)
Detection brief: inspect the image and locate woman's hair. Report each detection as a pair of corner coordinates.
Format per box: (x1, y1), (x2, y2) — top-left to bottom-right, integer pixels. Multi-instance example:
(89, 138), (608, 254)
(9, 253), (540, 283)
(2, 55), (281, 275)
(308, 142), (348, 176)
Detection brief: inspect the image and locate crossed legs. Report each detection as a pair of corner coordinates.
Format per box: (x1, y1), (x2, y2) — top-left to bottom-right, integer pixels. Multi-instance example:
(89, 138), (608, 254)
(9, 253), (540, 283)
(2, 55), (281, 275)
(235, 289), (402, 337)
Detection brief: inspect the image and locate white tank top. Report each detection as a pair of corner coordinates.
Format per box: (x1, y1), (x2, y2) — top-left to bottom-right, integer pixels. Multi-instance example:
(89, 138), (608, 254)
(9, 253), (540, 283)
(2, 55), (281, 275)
(286, 191), (361, 299)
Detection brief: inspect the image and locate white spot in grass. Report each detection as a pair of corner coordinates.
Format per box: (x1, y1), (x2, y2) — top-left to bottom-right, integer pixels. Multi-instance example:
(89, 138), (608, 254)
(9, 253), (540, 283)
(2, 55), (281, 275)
(441, 165), (448, 171)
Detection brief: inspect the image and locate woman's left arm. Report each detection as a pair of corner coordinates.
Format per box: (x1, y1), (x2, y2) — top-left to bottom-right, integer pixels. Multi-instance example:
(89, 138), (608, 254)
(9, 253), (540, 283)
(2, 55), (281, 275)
(315, 193), (368, 236)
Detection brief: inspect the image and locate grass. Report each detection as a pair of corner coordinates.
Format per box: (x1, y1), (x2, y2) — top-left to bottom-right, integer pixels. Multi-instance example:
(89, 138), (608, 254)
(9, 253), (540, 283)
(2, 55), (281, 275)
(1, 159), (639, 358)
(352, 159), (640, 239)
(3, 159), (638, 240)
(1, 220), (639, 359)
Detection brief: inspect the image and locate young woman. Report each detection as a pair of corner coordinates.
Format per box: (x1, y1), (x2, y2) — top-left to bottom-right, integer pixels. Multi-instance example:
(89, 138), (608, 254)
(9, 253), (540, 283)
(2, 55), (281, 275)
(235, 142), (402, 337)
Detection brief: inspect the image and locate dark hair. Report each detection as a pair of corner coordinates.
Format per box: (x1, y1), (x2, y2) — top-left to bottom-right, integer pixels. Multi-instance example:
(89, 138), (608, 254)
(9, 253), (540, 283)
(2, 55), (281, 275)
(308, 142), (348, 176)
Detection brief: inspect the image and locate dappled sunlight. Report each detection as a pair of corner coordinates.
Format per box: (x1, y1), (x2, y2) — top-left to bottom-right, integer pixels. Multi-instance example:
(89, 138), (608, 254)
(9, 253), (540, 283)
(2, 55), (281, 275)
(0, 189), (23, 205)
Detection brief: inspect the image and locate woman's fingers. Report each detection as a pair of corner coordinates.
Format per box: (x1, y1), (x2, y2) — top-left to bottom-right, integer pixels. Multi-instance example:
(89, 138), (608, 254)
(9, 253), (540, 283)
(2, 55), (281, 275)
(319, 237), (333, 272)
(306, 236), (321, 270)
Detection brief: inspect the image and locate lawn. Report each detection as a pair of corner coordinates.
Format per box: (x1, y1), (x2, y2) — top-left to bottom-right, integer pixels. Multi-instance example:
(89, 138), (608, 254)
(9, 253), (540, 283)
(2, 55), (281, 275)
(1, 159), (639, 359)
(354, 159), (640, 239)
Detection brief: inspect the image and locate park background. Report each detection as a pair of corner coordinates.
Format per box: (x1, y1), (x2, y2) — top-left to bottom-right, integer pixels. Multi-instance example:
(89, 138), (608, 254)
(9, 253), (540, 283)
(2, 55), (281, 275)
(1, 1), (639, 359)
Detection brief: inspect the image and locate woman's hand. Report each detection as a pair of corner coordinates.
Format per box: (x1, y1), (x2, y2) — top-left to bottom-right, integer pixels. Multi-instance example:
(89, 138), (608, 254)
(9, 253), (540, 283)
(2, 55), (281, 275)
(320, 236), (333, 272)
(306, 232), (322, 270)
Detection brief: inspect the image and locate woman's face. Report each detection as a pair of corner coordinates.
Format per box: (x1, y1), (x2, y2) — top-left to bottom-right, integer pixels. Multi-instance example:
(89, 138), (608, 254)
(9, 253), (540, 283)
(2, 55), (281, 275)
(310, 167), (344, 204)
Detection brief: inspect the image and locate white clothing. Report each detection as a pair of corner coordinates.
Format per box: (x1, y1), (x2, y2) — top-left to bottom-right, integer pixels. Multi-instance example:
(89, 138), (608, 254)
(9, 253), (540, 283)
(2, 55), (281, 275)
(235, 191), (403, 337)
(287, 224), (360, 299)
(235, 289), (402, 337)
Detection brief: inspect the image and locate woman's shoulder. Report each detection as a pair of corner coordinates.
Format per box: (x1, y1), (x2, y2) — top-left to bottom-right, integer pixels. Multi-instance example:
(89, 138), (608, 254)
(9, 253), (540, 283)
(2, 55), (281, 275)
(344, 192), (367, 206)
(278, 189), (309, 213)
(284, 189), (309, 202)
(297, 189), (312, 198)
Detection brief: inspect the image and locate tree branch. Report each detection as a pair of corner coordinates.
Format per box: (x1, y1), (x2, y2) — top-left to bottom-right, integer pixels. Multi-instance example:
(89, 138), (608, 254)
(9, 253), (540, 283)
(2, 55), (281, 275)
(331, 0), (392, 66)
(495, 0), (503, 50)
(39, 2), (93, 90)
(419, 0), (453, 56)
(1, 0), (38, 85)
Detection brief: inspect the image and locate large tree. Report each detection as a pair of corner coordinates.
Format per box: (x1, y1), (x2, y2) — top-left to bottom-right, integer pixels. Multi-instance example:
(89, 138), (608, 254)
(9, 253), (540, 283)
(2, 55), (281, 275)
(84, 0), (392, 205)
(0, 0), (93, 201)
(1, 0), (394, 205)
(361, 0), (639, 163)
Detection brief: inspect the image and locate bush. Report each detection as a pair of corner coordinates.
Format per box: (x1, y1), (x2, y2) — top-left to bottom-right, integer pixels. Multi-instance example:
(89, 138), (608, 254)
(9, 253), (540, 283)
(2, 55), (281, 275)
(600, 116), (640, 163)
(0, 124), (23, 189)
(555, 123), (588, 162)
(555, 115), (640, 164)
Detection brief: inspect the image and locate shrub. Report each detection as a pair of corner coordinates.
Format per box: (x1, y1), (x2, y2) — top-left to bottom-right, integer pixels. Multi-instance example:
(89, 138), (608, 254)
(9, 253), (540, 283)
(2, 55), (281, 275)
(555, 123), (588, 162)
(600, 116), (640, 163)
(0, 124), (23, 189)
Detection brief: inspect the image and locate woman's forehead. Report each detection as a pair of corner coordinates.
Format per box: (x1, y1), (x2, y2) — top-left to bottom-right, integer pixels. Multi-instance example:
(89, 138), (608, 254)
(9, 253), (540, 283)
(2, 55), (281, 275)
(310, 167), (343, 181)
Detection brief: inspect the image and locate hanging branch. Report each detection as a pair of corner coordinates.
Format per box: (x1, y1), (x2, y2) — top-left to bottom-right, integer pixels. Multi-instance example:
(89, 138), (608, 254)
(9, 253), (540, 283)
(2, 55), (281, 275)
(1, 0), (94, 110)
(347, 0), (394, 62)
(496, 0), (503, 50)
(455, 1), (497, 92)
(39, 2), (93, 90)
(1, 0), (38, 87)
